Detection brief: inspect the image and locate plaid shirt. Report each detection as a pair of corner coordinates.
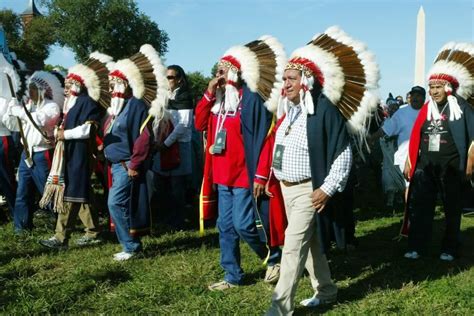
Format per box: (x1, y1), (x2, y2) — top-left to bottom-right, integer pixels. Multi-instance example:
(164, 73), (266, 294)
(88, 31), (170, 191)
(273, 104), (352, 197)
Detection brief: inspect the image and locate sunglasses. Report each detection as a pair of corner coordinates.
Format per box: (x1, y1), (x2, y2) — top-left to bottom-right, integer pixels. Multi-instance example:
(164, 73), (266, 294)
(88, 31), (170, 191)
(167, 75), (176, 80)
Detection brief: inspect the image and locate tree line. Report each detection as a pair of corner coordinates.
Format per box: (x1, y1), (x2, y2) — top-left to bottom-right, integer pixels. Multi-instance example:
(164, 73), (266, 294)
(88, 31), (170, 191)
(1, 0), (212, 102)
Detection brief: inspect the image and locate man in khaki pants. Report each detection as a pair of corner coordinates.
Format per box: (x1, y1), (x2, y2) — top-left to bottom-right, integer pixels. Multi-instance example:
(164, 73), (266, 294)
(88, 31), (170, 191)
(266, 26), (380, 315)
(40, 52), (112, 249)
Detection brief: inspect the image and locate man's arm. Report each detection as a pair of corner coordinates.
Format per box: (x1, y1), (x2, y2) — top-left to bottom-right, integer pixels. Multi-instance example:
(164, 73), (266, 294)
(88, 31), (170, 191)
(163, 109), (192, 147)
(312, 145), (352, 212)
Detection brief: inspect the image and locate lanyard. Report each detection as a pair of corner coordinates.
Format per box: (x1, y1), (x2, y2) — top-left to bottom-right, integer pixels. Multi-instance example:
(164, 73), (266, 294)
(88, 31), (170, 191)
(285, 106), (302, 136)
(214, 101), (230, 140)
(213, 96), (242, 139)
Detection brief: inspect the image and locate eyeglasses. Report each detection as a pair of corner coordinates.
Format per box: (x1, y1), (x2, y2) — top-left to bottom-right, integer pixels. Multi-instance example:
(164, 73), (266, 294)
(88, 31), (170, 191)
(166, 75), (176, 80)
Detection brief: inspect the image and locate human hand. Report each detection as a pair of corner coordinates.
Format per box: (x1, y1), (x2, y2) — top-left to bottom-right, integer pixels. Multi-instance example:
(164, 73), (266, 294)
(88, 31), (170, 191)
(403, 159), (411, 181)
(253, 182), (265, 198)
(310, 188), (330, 213)
(9, 105), (24, 118)
(128, 168), (139, 179)
(207, 78), (220, 96)
(466, 143), (474, 180)
(7, 98), (19, 108)
(56, 128), (65, 141)
(264, 181), (274, 198)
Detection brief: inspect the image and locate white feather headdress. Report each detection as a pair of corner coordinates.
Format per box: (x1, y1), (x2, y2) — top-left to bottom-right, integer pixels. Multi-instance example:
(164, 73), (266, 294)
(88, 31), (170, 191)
(67, 52), (113, 108)
(279, 26), (380, 142)
(217, 35), (287, 113)
(109, 44), (168, 118)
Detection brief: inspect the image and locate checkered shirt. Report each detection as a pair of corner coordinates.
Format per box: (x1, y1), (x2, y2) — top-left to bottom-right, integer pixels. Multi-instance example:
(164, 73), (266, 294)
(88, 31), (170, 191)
(273, 104), (352, 196)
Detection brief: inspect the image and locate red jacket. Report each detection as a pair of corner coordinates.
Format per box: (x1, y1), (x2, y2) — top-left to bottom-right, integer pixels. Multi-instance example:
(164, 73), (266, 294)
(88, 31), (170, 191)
(195, 91), (286, 246)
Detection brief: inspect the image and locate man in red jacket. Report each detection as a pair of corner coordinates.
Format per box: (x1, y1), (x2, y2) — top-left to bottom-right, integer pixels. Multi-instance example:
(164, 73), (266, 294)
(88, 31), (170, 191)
(195, 37), (287, 291)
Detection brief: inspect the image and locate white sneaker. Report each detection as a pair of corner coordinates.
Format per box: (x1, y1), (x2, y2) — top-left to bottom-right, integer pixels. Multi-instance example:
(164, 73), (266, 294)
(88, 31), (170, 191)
(404, 251), (420, 259)
(440, 253), (454, 262)
(113, 252), (134, 261)
(300, 294), (336, 307)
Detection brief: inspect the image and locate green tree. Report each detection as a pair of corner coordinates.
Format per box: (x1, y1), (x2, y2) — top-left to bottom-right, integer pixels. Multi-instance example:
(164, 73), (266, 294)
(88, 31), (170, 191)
(187, 71), (210, 104)
(210, 62), (218, 77)
(42, 0), (169, 61)
(0, 10), (55, 70)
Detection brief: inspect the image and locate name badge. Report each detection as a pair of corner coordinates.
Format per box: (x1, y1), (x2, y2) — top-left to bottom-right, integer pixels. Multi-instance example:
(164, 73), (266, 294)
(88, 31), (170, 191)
(273, 144), (285, 170)
(428, 134), (440, 152)
(212, 129), (227, 154)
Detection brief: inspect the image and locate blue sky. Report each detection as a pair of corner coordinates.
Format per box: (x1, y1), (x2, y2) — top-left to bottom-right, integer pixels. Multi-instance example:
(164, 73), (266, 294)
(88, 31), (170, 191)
(3, 0), (473, 100)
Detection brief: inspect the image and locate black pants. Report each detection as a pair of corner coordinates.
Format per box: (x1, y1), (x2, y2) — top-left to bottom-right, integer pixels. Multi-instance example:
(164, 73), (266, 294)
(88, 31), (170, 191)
(408, 164), (462, 255)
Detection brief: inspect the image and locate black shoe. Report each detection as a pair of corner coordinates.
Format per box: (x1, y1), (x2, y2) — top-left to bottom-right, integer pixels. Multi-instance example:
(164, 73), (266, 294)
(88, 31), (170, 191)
(39, 237), (68, 250)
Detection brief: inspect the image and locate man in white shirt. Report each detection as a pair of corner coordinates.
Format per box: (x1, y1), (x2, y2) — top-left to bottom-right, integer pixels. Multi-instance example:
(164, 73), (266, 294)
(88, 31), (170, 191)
(3, 71), (62, 233)
(39, 53), (111, 249)
(382, 86), (426, 172)
(370, 86), (426, 197)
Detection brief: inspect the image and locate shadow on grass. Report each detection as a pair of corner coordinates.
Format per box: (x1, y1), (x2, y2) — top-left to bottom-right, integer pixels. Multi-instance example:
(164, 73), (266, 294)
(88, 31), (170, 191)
(294, 218), (474, 314)
(0, 239), (52, 266)
(144, 231), (220, 257)
(353, 207), (405, 222)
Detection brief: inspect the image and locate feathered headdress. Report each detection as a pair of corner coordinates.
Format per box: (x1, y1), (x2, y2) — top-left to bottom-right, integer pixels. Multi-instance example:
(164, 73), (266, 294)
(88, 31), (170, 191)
(278, 26), (380, 140)
(215, 35), (286, 113)
(0, 53), (21, 96)
(28, 71), (64, 107)
(67, 52), (113, 108)
(426, 42), (474, 121)
(109, 44), (168, 118)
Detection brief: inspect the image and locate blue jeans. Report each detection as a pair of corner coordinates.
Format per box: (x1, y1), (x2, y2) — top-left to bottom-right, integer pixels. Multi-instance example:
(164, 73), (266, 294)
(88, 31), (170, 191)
(13, 150), (50, 232)
(108, 162), (142, 253)
(217, 185), (281, 285)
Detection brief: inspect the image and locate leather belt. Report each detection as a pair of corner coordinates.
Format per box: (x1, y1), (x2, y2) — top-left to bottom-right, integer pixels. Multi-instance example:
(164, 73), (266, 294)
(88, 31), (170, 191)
(281, 178), (311, 187)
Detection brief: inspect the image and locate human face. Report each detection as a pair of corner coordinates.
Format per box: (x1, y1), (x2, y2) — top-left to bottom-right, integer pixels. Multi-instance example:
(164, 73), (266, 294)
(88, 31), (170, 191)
(64, 79), (72, 97)
(429, 82), (448, 105)
(282, 69), (302, 104)
(108, 76), (127, 93)
(410, 92), (425, 109)
(166, 69), (180, 91)
(28, 83), (39, 103)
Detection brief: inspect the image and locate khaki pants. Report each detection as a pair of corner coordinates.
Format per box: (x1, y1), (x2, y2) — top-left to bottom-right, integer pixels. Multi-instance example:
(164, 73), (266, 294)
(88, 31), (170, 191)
(268, 181), (337, 315)
(54, 202), (99, 243)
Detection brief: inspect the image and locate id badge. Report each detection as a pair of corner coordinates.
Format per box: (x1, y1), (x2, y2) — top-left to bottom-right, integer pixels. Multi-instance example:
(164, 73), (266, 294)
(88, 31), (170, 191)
(272, 144), (285, 170)
(212, 129), (227, 154)
(24, 157), (34, 168)
(428, 134), (440, 152)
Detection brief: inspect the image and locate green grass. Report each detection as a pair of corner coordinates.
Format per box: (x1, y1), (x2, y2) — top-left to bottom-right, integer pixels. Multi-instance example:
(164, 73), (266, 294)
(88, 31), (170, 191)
(0, 208), (473, 314)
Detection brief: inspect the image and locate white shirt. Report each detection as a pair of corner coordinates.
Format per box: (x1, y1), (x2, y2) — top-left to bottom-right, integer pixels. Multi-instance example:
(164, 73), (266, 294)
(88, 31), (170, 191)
(382, 104), (420, 166)
(3, 99), (60, 153)
(273, 104), (353, 196)
(163, 108), (193, 146)
(0, 98), (12, 136)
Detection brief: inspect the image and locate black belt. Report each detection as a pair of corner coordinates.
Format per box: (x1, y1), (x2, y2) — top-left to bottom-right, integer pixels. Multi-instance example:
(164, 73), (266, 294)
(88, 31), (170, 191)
(281, 178), (311, 187)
